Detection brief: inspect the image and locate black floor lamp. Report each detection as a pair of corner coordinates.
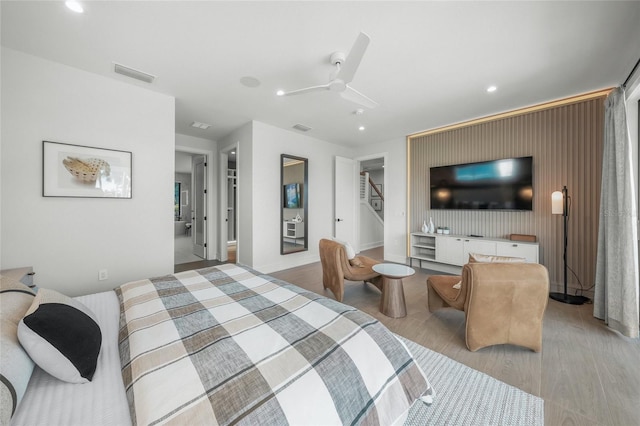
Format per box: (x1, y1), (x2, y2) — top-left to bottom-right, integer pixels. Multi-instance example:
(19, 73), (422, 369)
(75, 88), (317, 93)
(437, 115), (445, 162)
(549, 186), (589, 305)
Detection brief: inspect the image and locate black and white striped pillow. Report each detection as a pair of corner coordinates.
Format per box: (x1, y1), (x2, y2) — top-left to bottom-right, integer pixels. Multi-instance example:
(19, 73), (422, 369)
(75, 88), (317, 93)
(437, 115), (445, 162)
(17, 288), (102, 384)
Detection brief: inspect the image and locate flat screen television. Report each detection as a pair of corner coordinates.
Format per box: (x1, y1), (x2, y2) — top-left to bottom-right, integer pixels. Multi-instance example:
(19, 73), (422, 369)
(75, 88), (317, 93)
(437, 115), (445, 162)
(430, 156), (533, 210)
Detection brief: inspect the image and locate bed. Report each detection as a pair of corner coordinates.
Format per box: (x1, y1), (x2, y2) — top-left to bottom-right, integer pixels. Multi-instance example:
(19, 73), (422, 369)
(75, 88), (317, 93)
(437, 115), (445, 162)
(0, 265), (544, 426)
(4, 264), (434, 426)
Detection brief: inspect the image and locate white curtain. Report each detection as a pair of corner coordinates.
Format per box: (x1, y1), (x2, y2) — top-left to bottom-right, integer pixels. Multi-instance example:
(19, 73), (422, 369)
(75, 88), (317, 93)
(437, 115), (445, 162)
(594, 87), (639, 338)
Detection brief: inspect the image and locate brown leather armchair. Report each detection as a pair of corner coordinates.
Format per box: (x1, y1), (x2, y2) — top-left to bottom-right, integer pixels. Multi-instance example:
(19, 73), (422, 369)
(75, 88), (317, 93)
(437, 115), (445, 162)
(319, 239), (382, 302)
(427, 262), (549, 352)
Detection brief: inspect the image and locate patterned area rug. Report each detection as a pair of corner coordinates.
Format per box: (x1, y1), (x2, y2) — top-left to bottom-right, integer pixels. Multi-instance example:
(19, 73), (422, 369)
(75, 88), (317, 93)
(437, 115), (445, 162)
(401, 337), (544, 426)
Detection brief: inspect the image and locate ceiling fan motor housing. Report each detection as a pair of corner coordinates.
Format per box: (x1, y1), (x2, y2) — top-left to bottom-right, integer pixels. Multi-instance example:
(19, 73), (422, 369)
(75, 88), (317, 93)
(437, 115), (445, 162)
(330, 51), (346, 66)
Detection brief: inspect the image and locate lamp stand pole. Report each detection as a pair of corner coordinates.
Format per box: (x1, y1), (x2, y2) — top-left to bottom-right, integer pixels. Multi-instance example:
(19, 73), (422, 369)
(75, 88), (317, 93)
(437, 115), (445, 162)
(549, 186), (589, 305)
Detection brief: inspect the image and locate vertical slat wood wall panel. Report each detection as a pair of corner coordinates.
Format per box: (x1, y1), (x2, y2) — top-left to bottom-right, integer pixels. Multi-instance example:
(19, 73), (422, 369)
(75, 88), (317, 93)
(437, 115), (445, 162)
(409, 97), (604, 295)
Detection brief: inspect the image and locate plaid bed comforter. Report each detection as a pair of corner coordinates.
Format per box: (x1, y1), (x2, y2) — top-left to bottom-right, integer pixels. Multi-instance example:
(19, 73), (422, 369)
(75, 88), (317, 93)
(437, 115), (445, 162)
(116, 264), (431, 425)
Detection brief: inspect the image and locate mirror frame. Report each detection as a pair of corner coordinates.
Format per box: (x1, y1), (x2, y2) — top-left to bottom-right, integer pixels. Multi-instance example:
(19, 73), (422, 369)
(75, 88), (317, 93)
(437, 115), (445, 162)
(280, 154), (308, 255)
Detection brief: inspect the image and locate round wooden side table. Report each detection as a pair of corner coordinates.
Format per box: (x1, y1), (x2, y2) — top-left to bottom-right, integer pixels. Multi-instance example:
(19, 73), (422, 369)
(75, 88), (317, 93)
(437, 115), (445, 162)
(372, 263), (415, 318)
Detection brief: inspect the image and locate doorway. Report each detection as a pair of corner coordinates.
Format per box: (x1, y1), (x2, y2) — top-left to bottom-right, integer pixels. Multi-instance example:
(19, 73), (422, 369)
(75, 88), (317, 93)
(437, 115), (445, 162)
(226, 151), (237, 263)
(219, 145), (238, 264)
(174, 151), (207, 265)
(356, 154), (387, 255)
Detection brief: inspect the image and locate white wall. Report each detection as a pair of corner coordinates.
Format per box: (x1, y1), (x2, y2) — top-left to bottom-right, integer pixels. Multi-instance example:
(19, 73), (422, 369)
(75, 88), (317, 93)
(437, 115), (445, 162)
(250, 121), (353, 273)
(175, 133), (218, 260)
(175, 151), (193, 173)
(359, 202), (384, 250)
(355, 138), (408, 264)
(1, 48), (175, 296)
(176, 133), (216, 153)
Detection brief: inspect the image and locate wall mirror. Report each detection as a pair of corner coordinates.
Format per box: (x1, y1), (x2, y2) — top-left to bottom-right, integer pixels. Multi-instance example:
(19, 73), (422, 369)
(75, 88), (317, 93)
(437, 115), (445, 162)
(281, 154), (308, 255)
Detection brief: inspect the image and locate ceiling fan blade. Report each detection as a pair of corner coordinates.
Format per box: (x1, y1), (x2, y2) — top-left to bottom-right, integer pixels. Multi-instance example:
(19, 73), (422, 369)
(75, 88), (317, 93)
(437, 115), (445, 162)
(336, 32), (370, 84)
(341, 85), (378, 109)
(280, 84), (331, 96)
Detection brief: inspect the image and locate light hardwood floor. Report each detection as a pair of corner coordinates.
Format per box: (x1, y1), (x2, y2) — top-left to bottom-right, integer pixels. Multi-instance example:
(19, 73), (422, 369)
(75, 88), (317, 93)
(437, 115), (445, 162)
(270, 247), (640, 426)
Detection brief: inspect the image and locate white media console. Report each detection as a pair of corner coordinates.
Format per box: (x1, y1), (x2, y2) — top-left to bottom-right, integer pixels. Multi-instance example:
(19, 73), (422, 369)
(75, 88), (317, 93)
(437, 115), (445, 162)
(409, 232), (539, 272)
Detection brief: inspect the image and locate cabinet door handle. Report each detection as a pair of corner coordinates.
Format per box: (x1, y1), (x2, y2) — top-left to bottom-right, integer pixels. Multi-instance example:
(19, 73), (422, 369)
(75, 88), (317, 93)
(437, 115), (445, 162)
(512, 244), (518, 247)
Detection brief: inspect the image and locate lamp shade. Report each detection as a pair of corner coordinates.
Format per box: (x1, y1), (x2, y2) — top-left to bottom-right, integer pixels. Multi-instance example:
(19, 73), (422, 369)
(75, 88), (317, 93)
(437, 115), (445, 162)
(551, 191), (563, 215)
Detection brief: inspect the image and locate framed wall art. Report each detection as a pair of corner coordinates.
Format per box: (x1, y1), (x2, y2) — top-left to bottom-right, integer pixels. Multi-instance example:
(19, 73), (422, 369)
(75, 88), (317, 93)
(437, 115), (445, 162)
(283, 183), (301, 208)
(43, 141), (132, 198)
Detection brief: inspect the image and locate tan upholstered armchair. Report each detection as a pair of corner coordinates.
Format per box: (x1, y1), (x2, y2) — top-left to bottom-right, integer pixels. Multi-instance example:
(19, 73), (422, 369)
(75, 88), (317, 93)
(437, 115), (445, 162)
(319, 239), (382, 302)
(427, 262), (549, 352)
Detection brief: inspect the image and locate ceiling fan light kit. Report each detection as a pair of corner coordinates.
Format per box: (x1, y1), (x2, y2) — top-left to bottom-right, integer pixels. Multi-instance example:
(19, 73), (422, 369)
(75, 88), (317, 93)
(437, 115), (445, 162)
(277, 32), (378, 109)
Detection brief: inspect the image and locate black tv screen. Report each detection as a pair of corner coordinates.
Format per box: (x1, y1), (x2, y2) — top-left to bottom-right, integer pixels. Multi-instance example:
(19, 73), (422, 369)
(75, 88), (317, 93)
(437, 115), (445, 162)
(430, 156), (533, 210)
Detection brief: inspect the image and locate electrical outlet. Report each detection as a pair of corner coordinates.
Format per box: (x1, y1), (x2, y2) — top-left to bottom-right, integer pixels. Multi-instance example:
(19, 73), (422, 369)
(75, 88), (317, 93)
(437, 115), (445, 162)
(98, 269), (108, 281)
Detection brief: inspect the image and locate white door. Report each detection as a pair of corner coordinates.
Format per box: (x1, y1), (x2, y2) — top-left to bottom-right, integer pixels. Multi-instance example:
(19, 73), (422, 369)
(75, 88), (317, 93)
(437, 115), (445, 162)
(218, 152), (228, 262)
(193, 155), (207, 259)
(334, 156), (356, 244)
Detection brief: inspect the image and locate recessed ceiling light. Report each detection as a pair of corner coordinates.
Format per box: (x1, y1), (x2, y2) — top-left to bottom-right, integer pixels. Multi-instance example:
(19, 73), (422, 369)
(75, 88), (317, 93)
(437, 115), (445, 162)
(191, 121), (211, 130)
(276, 90), (285, 96)
(65, 1), (83, 13)
(359, 126), (365, 131)
(231, 151), (236, 155)
(487, 85), (497, 93)
(240, 76), (260, 88)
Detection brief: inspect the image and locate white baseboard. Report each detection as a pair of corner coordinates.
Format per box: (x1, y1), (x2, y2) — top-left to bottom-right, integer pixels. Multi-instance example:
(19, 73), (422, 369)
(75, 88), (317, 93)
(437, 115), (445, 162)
(385, 253), (409, 264)
(255, 253), (320, 275)
(360, 241), (383, 251)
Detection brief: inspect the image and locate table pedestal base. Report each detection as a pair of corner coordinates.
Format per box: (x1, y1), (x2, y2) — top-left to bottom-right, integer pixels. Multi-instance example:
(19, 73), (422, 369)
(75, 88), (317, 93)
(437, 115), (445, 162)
(379, 277), (407, 318)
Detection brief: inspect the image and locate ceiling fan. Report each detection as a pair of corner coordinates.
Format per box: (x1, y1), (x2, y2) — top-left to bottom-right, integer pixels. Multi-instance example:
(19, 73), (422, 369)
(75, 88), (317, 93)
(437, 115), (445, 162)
(276, 32), (378, 109)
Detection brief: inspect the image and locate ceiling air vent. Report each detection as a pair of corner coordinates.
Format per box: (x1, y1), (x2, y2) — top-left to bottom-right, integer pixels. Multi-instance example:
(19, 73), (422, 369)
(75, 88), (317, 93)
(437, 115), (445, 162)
(191, 121), (211, 130)
(292, 123), (312, 132)
(113, 63), (156, 83)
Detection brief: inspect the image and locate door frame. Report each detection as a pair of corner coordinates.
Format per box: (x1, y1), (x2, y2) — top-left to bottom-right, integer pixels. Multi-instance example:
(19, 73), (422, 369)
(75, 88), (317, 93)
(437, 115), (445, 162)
(175, 145), (217, 261)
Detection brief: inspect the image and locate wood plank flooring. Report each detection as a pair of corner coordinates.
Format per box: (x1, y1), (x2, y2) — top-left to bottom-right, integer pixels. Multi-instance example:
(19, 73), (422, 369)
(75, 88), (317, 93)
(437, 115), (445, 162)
(269, 247), (640, 426)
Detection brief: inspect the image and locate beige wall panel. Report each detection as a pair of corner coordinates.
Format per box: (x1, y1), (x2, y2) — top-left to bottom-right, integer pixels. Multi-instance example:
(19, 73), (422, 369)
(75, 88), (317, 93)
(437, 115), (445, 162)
(409, 97), (604, 295)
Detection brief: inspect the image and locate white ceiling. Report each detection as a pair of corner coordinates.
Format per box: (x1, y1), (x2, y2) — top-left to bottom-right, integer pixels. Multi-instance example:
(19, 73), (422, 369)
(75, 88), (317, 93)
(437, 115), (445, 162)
(2, 1), (639, 147)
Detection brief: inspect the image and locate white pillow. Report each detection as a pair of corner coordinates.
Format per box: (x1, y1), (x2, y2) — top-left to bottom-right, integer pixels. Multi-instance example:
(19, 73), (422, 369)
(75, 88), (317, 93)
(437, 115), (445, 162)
(0, 277), (36, 423)
(17, 288), (102, 384)
(332, 237), (356, 259)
